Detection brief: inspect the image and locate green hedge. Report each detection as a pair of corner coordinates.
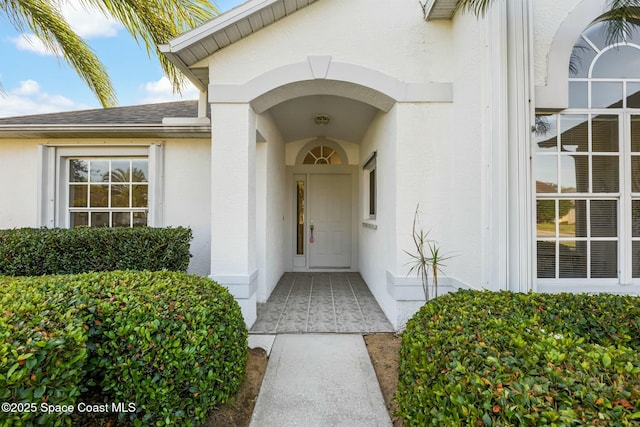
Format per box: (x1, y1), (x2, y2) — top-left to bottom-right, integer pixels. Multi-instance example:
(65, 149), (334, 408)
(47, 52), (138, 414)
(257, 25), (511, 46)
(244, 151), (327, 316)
(0, 227), (192, 276)
(0, 271), (248, 426)
(397, 291), (640, 426)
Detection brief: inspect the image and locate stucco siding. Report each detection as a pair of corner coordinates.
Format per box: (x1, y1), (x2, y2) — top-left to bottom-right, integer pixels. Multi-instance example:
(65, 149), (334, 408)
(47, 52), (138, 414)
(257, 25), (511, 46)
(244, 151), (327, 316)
(533, 0), (584, 88)
(205, 0), (453, 86)
(359, 107), (397, 324)
(256, 112), (287, 301)
(163, 138), (212, 275)
(0, 139), (40, 228)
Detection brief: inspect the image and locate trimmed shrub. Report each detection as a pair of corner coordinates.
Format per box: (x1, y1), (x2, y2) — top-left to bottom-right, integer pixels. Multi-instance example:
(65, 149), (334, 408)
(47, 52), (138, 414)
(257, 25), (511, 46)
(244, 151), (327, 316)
(0, 271), (248, 426)
(0, 227), (192, 276)
(397, 290), (640, 426)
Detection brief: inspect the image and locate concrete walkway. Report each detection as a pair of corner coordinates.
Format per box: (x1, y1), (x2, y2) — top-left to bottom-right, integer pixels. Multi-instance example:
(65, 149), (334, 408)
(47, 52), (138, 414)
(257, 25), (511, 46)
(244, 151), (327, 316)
(249, 334), (392, 427)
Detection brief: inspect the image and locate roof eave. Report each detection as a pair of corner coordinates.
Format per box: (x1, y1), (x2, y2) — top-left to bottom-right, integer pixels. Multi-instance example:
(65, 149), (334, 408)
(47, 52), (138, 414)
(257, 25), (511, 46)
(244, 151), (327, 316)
(0, 124), (211, 139)
(423, 0), (457, 21)
(159, 47), (208, 91)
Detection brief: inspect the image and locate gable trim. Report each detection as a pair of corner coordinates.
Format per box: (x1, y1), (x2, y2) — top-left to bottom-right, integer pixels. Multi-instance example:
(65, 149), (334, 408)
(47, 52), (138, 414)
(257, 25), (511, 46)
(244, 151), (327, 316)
(209, 57), (453, 113)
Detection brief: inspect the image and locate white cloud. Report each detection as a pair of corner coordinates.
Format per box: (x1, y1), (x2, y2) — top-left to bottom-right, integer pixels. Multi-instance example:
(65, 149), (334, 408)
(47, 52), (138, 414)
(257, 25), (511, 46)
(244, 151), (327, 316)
(59, 1), (122, 39)
(0, 80), (91, 117)
(12, 34), (61, 56)
(12, 80), (41, 96)
(137, 76), (200, 104)
(10, 0), (122, 54)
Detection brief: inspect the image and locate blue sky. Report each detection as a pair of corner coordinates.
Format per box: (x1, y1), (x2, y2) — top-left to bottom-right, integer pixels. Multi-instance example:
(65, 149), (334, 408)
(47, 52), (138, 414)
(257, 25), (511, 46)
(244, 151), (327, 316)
(0, 0), (245, 117)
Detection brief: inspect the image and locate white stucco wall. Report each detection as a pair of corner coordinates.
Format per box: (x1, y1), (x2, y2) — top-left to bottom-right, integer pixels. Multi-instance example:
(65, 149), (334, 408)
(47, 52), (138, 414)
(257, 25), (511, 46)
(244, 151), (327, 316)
(533, 0), (586, 87)
(204, 0), (452, 86)
(163, 138), (212, 275)
(447, 7), (490, 290)
(358, 107), (397, 324)
(0, 140), (40, 228)
(0, 138), (212, 276)
(256, 112), (287, 301)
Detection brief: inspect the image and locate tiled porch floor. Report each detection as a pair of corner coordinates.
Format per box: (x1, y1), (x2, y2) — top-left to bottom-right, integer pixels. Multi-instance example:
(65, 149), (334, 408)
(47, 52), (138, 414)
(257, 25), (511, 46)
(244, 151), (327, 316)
(250, 272), (394, 334)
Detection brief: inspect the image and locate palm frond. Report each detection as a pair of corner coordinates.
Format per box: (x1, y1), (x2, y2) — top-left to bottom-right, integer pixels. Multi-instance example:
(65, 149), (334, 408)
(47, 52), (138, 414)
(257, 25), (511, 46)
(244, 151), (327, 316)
(78, 0), (218, 93)
(454, 0), (493, 17)
(3, 0), (117, 107)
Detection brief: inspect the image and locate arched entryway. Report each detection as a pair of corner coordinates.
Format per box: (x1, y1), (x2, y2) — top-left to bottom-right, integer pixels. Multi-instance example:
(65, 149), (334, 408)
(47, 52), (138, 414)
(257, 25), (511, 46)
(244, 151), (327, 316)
(208, 57), (449, 327)
(290, 138), (357, 271)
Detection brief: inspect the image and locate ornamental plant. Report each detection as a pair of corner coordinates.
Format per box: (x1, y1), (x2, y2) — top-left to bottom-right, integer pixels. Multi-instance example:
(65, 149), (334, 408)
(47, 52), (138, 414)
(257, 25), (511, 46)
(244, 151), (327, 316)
(397, 290), (640, 426)
(0, 271), (248, 426)
(0, 227), (192, 276)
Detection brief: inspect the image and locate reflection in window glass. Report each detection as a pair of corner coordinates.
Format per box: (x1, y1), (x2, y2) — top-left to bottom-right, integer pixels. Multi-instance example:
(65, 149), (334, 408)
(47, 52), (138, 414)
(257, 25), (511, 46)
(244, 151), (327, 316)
(590, 200), (617, 237)
(560, 115), (588, 152)
(69, 160), (88, 182)
(632, 116), (640, 152)
(534, 115), (557, 152)
(568, 81), (588, 108)
(90, 160), (109, 183)
(592, 115), (619, 152)
(627, 83), (640, 108)
(592, 46), (640, 79)
(537, 241), (556, 278)
(633, 200), (640, 237)
(537, 20), (640, 281)
(631, 157), (640, 192)
(536, 200), (556, 237)
(591, 241), (618, 278)
(296, 181), (304, 255)
(68, 158), (148, 228)
(634, 242), (640, 278)
(592, 82), (623, 108)
(569, 39), (597, 77)
(592, 156), (619, 193)
(559, 240), (587, 278)
(560, 156), (588, 193)
(535, 156), (558, 192)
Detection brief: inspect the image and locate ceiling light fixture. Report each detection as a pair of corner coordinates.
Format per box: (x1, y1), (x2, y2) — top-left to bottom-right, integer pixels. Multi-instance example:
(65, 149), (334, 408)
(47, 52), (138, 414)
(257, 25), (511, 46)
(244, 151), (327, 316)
(314, 114), (331, 126)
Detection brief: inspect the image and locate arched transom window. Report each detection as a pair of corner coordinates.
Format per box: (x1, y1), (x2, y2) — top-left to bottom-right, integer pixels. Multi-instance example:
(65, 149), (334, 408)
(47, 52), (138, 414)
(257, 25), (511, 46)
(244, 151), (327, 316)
(302, 145), (342, 165)
(535, 19), (640, 282)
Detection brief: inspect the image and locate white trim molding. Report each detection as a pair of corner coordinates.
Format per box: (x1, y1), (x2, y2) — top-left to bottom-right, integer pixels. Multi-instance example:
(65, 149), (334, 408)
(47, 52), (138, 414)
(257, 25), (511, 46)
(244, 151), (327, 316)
(209, 56), (453, 113)
(210, 270), (259, 327)
(536, 0), (609, 110)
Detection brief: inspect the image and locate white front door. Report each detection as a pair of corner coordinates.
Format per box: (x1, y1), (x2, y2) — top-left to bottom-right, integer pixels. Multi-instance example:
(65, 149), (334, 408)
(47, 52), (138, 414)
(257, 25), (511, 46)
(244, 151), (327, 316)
(308, 174), (352, 268)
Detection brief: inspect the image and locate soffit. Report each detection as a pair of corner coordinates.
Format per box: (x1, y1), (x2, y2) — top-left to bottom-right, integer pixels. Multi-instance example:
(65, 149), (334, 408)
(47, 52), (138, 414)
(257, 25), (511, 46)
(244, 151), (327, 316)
(423, 0), (457, 20)
(160, 0), (319, 90)
(269, 95), (378, 143)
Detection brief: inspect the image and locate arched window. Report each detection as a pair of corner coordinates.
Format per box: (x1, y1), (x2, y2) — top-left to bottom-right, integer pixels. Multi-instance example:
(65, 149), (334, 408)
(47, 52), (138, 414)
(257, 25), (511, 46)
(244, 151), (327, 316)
(535, 19), (640, 282)
(302, 145), (342, 165)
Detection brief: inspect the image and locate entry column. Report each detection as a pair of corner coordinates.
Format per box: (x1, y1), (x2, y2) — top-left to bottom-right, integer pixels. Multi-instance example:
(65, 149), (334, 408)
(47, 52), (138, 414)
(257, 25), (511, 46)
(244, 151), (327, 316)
(209, 103), (258, 327)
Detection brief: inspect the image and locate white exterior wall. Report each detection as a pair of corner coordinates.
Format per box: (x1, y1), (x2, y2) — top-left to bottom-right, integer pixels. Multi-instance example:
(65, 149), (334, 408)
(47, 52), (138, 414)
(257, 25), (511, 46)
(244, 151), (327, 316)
(359, 108), (398, 324)
(533, 0), (584, 87)
(448, 10), (489, 291)
(0, 137), (212, 275)
(0, 140), (40, 227)
(256, 112), (287, 301)
(204, 0), (452, 86)
(163, 139), (211, 275)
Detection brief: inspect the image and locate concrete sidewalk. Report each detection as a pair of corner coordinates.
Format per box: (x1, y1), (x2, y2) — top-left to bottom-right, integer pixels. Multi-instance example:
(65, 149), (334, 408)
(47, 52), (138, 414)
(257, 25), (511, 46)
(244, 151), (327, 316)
(249, 334), (392, 427)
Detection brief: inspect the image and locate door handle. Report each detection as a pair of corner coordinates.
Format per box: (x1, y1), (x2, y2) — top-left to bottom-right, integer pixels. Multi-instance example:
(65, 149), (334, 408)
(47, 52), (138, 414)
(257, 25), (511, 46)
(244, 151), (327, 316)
(310, 224), (315, 243)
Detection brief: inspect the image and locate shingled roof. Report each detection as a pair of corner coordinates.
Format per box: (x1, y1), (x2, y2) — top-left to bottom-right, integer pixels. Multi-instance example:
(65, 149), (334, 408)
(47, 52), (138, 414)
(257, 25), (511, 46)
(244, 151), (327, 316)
(0, 100), (210, 139)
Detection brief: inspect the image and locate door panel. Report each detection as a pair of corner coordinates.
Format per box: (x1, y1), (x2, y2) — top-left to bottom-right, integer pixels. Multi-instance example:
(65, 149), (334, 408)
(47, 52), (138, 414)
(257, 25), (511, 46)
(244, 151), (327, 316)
(309, 174), (351, 268)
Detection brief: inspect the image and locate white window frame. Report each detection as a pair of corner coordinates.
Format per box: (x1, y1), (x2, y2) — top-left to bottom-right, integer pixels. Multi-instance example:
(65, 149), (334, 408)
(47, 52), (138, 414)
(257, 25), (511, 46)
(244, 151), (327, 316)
(363, 151), (377, 220)
(535, 21), (640, 286)
(38, 144), (164, 228)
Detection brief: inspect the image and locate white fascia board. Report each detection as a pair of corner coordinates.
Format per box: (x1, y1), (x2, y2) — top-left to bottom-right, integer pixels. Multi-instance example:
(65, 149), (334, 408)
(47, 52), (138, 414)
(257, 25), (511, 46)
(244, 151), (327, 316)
(165, 0), (285, 52)
(158, 49), (207, 91)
